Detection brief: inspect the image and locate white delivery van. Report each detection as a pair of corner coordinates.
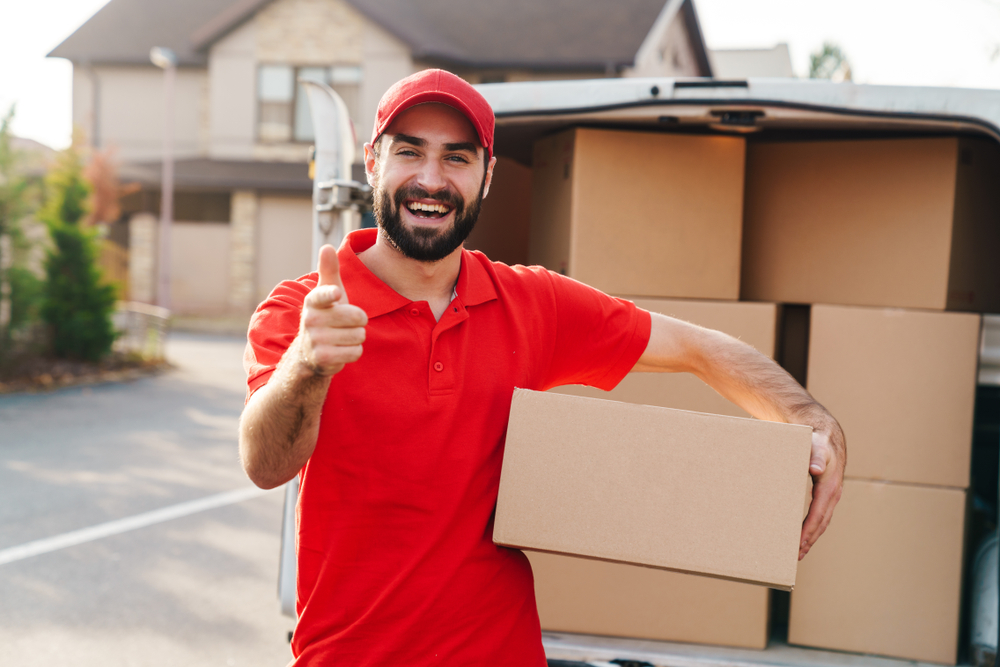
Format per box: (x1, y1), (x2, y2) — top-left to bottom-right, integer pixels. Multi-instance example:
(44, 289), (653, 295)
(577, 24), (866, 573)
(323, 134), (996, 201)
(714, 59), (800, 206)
(292, 77), (1000, 667)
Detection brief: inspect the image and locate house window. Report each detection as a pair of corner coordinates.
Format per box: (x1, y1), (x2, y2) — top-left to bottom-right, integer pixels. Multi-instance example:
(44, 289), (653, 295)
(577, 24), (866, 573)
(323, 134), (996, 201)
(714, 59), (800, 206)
(257, 64), (363, 143)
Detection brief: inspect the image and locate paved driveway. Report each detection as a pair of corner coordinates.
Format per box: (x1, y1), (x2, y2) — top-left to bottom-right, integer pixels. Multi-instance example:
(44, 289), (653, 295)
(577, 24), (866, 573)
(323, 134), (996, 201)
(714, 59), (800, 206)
(0, 333), (295, 666)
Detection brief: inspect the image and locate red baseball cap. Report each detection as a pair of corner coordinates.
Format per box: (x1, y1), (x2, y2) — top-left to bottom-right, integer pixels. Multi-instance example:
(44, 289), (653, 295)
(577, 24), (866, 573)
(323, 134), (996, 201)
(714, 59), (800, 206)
(371, 69), (495, 158)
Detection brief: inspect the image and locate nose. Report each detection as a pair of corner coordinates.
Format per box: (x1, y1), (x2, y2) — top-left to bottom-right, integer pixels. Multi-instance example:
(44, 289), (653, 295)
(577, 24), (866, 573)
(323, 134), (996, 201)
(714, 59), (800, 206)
(414, 157), (447, 194)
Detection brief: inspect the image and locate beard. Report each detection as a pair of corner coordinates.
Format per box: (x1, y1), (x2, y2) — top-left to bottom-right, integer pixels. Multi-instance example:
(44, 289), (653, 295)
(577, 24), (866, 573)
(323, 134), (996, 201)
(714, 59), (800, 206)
(372, 176), (485, 263)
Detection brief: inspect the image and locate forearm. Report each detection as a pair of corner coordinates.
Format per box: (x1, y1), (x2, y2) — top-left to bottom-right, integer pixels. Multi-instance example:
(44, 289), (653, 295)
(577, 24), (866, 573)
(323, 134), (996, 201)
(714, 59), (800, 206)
(689, 327), (825, 426)
(239, 335), (331, 489)
(635, 313), (844, 453)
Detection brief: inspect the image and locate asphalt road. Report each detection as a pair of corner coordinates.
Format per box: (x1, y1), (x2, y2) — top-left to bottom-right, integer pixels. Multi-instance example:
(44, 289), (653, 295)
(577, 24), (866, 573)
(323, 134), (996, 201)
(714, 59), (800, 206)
(0, 333), (295, 666)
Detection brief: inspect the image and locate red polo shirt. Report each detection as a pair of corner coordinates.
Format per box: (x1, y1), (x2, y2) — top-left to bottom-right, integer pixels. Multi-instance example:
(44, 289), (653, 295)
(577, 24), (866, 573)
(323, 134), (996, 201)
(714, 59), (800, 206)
(245, 229), (651, 666)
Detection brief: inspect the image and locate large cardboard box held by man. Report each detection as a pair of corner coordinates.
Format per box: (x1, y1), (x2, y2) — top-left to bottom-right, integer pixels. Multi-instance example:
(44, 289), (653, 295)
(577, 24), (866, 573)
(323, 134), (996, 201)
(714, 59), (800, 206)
(807, 304), (980, 488)
(494, 389), (813, 590)
(789, 479), (967, 665)
(530, 128), (745, 299)
(537, 299), (779, 647)
(741, 137), (1000, 311)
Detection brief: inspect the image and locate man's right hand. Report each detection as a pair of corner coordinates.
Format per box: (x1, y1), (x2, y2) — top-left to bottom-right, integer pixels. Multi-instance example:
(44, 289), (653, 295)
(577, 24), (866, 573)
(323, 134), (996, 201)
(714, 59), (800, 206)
(298, 244), (368, 377)
(239, 244), (368, 489)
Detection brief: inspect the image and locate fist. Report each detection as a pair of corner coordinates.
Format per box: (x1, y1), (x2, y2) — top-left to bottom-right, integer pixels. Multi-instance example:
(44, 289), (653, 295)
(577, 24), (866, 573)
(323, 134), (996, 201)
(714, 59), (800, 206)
(299, 245), (368, 376)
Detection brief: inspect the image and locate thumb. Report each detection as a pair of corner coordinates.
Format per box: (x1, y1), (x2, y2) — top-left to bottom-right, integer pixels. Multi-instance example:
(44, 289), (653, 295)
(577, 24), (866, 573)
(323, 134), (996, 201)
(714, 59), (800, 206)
(316, 244), (347, 303)
(809, 448), (827, 476)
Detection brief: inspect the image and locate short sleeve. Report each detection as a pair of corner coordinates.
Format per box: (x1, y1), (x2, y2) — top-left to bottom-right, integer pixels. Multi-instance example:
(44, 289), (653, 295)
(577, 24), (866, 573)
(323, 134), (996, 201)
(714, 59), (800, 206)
(244, 273), (317, 402)
(539, 272), (652, 391)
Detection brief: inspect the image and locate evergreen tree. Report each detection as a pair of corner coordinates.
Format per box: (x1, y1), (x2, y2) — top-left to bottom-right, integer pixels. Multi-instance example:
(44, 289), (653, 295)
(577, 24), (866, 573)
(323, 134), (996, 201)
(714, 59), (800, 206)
(39, 141), (117, 361)
(0, 106), (41, 356)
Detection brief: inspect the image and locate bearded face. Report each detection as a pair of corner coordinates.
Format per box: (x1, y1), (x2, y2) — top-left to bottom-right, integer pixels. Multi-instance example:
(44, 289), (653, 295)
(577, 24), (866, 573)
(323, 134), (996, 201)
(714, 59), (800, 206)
(371, 166), (486, 263)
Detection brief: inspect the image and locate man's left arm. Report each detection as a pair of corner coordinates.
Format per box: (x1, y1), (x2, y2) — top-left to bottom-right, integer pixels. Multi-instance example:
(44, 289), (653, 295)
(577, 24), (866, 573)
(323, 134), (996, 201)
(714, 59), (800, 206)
(632, 312), (846, 560)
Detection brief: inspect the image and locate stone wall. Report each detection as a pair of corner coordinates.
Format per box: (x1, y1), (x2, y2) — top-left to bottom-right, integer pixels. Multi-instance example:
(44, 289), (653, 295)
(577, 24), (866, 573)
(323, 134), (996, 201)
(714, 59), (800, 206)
(256, 0), (366, 64)
(129, 212), (157, 304)
(229, 190), (258, 314)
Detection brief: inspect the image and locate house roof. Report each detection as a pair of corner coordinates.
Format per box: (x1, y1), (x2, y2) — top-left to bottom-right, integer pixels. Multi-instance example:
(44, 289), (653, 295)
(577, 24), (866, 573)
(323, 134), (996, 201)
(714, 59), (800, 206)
(52, 0), (708, 72)
(47, 0), (242, 66)
(345, 0), (677, 71)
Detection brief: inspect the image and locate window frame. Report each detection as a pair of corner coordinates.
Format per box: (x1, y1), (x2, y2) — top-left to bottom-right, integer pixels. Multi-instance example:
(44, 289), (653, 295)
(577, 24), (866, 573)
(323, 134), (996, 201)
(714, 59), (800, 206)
(255, 63), (363, 145)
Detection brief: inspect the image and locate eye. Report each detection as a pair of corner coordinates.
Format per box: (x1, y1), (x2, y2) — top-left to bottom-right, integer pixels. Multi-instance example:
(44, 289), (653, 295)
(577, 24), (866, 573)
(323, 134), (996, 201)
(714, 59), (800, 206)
(446, 154), (472, 164)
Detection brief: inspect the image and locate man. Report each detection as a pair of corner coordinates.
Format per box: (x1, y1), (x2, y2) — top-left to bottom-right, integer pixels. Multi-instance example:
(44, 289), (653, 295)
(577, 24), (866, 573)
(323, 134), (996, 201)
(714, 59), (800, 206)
(241, 69), (845, 666)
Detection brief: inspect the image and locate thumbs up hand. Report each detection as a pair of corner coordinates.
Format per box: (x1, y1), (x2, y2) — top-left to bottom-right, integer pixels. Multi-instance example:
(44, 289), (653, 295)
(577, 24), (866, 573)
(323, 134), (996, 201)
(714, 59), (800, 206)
(298, 244), (368, 377)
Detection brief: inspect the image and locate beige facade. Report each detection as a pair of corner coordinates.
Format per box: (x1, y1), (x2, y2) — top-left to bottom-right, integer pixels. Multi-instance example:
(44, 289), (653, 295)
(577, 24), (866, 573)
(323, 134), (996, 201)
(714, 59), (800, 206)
(129, 213), (236, 315)
(208, 20), (258, 160)
(171, 222), (232, 314)
(74, 65), (208, 161)
(256, 195), (314, 303)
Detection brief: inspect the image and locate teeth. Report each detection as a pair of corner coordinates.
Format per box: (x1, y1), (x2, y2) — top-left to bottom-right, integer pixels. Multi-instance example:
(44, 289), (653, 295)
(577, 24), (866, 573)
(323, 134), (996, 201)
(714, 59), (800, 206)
(407, 202), (449, 214)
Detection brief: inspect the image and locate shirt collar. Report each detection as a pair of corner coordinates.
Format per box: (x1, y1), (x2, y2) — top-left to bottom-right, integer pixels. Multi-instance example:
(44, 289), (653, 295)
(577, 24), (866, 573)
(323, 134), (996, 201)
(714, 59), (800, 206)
(339, 229), (497, 318)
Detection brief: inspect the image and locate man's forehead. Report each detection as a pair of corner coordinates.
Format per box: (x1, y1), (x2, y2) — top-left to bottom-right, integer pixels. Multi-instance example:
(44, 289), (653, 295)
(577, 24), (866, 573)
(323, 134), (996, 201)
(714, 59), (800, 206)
(383, 103), (482, 150)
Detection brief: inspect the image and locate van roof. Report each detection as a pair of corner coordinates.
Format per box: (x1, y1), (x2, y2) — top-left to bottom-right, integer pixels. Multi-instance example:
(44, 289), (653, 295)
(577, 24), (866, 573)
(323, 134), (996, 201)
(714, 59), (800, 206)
(479, 78), (1000, 164)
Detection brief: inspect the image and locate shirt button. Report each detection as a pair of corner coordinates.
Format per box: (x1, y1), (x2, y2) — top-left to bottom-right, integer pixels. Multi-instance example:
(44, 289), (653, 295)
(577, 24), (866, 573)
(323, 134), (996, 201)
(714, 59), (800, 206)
(433, 362), (444, 372)
(410, 307), (419, 316)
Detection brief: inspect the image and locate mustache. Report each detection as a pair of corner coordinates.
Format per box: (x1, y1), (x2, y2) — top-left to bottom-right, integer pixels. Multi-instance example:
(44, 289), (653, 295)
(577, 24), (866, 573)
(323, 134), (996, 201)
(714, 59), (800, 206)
(393, 184), (463, 212)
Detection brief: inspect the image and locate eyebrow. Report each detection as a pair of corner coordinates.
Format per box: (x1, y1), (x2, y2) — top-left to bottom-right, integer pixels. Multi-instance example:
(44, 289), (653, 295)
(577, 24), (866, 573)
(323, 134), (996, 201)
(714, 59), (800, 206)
(392, 133), (426, 148)
(391, 134), (480, 158)
(444, 141), (479, 155)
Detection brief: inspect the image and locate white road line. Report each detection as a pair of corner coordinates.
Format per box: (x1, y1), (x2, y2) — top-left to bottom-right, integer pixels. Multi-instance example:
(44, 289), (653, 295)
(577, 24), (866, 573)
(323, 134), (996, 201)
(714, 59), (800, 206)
(0, 486), (271, 566)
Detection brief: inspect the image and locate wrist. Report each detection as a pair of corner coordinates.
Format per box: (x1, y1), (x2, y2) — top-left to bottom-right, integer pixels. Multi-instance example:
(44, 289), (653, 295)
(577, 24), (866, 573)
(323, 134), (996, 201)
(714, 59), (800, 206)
(280, 337), (336, 383)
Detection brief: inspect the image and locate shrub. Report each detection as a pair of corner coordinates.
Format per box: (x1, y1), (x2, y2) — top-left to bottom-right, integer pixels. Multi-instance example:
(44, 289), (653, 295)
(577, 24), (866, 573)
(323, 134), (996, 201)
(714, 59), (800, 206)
(39, 142), (117, 361)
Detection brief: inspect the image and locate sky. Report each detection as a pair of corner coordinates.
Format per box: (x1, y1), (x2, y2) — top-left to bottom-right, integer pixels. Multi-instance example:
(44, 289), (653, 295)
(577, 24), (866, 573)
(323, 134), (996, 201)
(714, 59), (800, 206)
(3, 0), (1000, 150)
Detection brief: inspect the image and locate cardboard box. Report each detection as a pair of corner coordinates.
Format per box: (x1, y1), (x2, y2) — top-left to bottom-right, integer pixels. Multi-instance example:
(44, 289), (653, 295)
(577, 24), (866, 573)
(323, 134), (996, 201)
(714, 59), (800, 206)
(789, 479), (967, 665)
(741, 137), (1000, 311)
(464, 156), (531, 266)
(494, 389), (813, 590)
(556, 299), (778, 418)
(807, 304), (980, 488)
(538, 299), (778, 648)
(530, 128), (745, 299)
(528, 551), (770, 648)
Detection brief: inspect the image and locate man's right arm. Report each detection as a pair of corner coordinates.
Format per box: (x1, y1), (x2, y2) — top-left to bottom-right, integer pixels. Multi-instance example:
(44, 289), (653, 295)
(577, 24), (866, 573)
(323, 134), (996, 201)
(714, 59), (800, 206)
(239, 245), (367, 489)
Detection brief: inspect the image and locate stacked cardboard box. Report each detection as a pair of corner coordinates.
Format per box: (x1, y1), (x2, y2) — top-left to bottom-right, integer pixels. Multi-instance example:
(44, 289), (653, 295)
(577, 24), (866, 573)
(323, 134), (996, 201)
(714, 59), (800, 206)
(513, 129), (993, 660)
(522, 126), (779, 650)
(740, 136), (993, 664)
(741, 137), (1000, 312)
(785, 305), (980, 665)
(529, 127), (745, 298)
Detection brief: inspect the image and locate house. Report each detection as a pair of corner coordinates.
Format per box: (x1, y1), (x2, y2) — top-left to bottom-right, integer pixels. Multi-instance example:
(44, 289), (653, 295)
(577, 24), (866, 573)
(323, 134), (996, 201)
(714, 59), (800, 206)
(49, 0), (713, 316)
(710, 44), (795, 79)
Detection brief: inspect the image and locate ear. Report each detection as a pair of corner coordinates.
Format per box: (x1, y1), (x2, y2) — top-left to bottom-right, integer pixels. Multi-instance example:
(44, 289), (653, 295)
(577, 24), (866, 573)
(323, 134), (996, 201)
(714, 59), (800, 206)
(363, 142), (378, 187)
(482, 155), (498, 199)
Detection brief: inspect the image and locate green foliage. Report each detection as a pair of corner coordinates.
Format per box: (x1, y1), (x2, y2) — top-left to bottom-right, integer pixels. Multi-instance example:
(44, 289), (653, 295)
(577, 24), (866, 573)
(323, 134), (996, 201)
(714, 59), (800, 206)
(0, 105), (42, 356)
(39, 142), (117, 361)
(0, 107), (31, 236)
(8, 266), (43, 331)
(809, 42), (852, 82)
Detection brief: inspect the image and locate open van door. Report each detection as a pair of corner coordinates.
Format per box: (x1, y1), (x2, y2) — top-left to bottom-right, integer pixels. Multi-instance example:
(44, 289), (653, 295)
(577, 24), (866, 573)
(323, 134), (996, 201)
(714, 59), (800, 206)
(278, 81), (370, 619)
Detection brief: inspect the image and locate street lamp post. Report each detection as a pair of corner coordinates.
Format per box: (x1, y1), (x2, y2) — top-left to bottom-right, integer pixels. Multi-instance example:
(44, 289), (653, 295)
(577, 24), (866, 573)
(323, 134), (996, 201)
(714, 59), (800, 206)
(150, 46), (176, 311)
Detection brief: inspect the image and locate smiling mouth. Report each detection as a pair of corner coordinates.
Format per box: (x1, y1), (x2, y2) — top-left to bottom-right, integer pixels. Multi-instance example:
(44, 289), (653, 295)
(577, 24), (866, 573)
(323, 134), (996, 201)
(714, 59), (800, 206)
(404, 201), (453, 219)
